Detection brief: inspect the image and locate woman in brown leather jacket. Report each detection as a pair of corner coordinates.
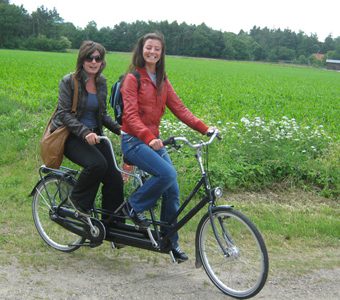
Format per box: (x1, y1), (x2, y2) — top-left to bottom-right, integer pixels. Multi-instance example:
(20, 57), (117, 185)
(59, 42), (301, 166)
(53, 41), (123, 225)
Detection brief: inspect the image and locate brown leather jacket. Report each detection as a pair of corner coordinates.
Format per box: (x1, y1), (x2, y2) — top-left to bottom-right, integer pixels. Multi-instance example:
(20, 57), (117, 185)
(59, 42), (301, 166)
(51, 71), (120, 139)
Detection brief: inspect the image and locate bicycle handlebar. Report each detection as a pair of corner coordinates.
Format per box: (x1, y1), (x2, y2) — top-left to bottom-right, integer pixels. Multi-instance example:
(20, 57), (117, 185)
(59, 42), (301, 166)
(163, 129), (221, 149)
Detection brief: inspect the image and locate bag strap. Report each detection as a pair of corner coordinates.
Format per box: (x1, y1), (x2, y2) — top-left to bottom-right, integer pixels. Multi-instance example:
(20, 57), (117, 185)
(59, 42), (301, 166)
(132, 70), (141, 90)
(48, 75), (79, 124)
(71, 75), (79, 113)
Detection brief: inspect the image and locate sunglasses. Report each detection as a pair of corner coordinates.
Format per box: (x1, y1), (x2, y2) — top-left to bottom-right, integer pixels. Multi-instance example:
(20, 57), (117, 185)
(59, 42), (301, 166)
(85, 54), (103, 63)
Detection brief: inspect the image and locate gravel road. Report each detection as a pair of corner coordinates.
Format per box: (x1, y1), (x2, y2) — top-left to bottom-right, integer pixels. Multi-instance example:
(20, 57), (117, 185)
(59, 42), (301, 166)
(1, 252), (339, 299)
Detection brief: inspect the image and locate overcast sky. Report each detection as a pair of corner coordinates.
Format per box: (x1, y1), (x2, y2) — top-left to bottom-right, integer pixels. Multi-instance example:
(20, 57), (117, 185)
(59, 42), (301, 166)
(10, 0), (340, 41)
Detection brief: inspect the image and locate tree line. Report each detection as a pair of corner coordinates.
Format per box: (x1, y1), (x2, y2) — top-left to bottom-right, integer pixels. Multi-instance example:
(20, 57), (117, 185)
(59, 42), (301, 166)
(1, 0), (340, 65)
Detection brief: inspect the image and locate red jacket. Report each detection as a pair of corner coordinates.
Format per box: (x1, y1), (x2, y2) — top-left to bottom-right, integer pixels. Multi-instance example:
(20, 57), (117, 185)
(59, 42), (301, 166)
(121, 67), (208, 145)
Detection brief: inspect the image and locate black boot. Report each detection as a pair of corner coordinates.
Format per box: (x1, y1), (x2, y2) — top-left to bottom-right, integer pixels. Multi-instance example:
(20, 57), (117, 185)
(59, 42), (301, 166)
(130, 210), (150, 228)
(123, 202), (150, 228)
(68, 197), (91, 217)
(171, 246), (188, 263)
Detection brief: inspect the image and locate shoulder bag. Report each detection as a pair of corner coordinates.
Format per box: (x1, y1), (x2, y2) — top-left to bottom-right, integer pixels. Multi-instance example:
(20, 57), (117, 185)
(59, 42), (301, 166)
(40, 76), (79, 169)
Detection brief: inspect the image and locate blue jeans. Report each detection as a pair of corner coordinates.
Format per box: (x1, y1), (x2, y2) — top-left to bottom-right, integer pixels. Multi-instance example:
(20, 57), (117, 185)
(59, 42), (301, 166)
(121, 134), (180, 248)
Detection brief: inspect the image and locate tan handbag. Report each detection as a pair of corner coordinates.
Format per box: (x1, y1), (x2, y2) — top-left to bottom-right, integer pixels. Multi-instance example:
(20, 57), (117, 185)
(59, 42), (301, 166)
(40, 76), (79, 169)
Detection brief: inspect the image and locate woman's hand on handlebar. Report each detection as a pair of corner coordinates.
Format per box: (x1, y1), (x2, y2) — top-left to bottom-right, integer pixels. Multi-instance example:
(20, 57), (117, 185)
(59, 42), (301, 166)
(149, 138), (163, 150)
(85, 132), (100, 145)
(206, 126), (218, 136)
(206, 126), (222, 140)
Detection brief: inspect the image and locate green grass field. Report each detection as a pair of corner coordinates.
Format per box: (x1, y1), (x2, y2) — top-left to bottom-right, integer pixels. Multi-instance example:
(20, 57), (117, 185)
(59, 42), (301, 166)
(0, 49), (339, 273)
(1, 50), (339, 135)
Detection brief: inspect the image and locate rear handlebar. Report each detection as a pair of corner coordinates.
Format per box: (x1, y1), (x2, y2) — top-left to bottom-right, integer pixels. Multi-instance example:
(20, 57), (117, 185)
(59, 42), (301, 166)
(97, 129), (220, 183)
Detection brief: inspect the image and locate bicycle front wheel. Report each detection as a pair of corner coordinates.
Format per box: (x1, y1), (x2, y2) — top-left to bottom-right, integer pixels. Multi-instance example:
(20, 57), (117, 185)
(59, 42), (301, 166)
(197, 206), (268, 299)
(32, 175), (85, 252)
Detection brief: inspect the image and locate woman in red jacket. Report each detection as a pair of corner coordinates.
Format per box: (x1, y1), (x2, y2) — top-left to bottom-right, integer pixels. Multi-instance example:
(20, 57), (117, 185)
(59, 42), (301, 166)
(121, 32), (212, 262)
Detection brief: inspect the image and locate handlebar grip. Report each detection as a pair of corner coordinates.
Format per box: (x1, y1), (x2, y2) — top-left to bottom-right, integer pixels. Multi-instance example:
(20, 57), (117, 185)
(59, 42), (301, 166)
(162, 136), (176, 146)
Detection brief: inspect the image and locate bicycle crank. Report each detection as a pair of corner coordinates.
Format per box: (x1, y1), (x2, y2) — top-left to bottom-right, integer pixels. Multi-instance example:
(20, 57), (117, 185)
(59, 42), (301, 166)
(83, 218), (106, 245)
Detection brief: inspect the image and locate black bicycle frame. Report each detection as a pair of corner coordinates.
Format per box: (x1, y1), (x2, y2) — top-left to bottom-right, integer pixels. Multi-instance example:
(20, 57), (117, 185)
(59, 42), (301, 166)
(160, 174), (213, 242)
(103, 168), (216, 253)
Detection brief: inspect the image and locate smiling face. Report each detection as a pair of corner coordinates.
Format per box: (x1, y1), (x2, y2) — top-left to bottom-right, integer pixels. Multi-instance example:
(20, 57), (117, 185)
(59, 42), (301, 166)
(82, 50), (103, 76)
(143, 38), (162, 71)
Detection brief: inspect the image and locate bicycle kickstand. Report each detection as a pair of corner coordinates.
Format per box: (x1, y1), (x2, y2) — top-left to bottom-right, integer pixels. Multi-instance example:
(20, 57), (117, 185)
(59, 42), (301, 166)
(169, 250), (177, 264)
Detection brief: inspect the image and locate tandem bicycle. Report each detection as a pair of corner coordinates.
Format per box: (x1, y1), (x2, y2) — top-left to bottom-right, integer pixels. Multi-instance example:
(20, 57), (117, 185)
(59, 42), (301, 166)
(30, 130), (269, 299)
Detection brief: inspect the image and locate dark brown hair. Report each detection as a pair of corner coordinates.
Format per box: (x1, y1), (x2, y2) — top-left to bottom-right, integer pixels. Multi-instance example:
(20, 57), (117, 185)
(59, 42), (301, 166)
(129, 32), (166, 91)
(74, 40), (106, 80)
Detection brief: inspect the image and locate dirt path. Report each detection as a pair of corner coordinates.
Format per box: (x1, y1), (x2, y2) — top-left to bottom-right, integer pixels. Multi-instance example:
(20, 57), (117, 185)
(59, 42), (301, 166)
(1, 253), (339, 299)
(1, 191), (338, 299)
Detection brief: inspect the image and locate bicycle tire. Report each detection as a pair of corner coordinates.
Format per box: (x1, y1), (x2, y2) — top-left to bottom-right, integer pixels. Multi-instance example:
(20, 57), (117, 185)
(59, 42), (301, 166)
(197, 206), (269, 299)
(32, 174), (85, 252)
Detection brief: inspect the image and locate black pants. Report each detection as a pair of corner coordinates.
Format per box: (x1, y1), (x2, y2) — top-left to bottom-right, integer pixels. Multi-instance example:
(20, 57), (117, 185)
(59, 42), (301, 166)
(64, 133), (124, 221)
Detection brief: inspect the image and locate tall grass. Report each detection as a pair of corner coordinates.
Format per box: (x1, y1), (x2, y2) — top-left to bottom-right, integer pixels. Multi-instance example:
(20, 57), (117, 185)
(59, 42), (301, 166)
(1, 49), (339, 136)
(0, 49), (338, 196)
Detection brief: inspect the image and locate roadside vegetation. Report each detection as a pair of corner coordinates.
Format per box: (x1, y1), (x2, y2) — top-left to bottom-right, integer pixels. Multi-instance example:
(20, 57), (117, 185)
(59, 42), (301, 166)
(0, 50), (338, 274)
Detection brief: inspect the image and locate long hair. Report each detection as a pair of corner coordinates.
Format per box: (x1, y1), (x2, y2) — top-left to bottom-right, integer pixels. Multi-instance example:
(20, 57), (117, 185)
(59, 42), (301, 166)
(74, 40), (106, 80)
(129, 32), (166, 91)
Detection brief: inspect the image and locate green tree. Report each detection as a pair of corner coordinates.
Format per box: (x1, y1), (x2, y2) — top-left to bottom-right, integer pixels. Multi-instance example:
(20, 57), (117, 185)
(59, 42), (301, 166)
(321, 35), (335, 53)
(191, 24), (212, 57)
(111, 21), (134, 52)
(326, 37), (340, 59)
(165, 21), (182, 54)
(231, 32), (258, 60)
(83, 21), (99, 41)
(0, 2), (30, 48)
(296, 31), (320, 56)
(335, 37), (340, 56)
(59, 22), (82, 48)
(22, 34), (70, 51)
(268, 46), (295, 61)
(31, 6), (63, 38)
(222, 32), (237, 59)
(177, 22), (194, 56)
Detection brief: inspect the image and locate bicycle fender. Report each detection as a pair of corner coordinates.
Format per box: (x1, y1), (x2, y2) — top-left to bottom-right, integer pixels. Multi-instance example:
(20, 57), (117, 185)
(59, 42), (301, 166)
(194, 205), (233, 268)
(29, 174), (75, 197)
(29, 177), (51, 196)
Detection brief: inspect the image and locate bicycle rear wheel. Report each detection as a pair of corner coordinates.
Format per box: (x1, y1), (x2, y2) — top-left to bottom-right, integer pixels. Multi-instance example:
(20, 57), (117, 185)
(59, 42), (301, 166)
(197, 206), (268, 299)
(32, 174), (85, 252)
